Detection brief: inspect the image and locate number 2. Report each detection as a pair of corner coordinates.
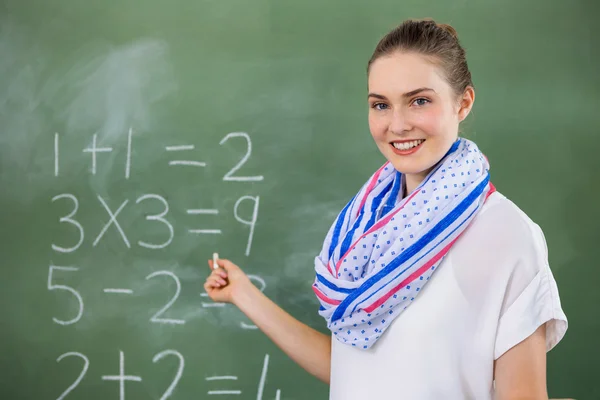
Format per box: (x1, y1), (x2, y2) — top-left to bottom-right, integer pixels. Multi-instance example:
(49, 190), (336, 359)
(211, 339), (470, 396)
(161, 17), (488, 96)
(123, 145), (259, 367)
(220, 132), (264, 182)
(55, 352), (89, 400)
(145, 271), (185, 325)
(152, 350), (184, 400)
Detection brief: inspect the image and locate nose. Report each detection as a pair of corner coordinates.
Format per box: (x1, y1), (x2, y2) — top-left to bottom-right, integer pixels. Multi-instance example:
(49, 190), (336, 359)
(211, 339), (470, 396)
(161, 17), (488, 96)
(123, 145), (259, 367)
(389, 108), (411, 135)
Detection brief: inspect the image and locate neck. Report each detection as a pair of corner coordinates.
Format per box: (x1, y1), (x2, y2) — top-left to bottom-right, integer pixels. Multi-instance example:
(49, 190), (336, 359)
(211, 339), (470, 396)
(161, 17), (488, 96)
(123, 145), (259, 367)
(403, 170), (431, 197)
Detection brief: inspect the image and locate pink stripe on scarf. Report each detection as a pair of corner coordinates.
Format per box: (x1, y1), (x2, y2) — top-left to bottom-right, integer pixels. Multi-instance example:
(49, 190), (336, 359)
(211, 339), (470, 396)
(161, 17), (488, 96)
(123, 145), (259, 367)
(312, 285), (341, 305)
(355, 163), (389, 218)
(335, 187), (421, 275)
(362, 182), (496, 313)
(327, 262), (334, 276)
(363, 235), (459, 313)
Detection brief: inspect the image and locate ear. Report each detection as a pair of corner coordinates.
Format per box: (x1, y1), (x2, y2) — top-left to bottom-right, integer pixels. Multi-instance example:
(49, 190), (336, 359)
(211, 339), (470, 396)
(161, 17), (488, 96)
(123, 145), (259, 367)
(457, 86), (475, 122)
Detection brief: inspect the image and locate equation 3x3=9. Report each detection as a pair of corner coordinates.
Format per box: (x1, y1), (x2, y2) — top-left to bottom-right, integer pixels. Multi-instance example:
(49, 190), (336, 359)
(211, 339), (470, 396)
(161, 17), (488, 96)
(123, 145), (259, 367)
(50, 192), (260, 256)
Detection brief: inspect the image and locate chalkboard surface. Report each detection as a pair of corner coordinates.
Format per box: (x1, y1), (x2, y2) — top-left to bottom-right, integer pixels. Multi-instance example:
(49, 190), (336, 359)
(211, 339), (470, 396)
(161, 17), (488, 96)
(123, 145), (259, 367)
(1, 0), (597, 399)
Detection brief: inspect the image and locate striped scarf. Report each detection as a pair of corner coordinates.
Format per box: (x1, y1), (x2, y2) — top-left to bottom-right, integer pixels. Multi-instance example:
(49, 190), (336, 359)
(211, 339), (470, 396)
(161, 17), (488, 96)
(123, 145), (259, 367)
(313, 138), (495, 349)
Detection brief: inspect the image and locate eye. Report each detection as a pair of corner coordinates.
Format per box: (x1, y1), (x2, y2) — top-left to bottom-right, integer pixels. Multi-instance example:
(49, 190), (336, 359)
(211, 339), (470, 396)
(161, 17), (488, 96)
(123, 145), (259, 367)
(412, 98), (430, 106)
(371, 102), (389, 110)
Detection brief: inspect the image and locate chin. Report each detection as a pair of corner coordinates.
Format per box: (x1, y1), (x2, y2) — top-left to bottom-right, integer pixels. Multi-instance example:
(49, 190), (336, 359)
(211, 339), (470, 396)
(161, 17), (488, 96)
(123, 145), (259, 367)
(388, 161), (431, 176)
(384, 153), (436, 176)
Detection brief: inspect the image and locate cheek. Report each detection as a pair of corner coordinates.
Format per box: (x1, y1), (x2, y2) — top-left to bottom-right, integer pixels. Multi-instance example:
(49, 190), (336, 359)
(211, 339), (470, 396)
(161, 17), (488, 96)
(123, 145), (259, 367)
(368, 113), (387, 140)
(414, 107), (447, 137)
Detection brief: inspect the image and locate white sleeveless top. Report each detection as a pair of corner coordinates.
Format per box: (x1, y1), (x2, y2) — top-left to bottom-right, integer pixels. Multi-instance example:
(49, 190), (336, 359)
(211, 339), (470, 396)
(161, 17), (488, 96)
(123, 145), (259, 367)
(329, 191), (567, 400)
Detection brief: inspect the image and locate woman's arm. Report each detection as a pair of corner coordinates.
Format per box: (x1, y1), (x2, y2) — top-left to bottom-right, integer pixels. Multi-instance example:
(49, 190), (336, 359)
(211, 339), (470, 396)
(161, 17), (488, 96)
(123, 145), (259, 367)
(234, 281), (332, 383)
(494, 324), (548, 399)
(204, 258), (332, 384)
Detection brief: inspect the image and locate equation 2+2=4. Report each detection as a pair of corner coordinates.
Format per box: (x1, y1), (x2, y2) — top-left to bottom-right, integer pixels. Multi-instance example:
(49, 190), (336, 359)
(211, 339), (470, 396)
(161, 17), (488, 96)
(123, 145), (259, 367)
(55, 351), (281, 400)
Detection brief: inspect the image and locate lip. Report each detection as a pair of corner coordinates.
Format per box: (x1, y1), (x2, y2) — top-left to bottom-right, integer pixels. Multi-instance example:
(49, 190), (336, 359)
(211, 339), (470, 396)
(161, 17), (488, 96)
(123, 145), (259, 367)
(390, 139), (426, 156)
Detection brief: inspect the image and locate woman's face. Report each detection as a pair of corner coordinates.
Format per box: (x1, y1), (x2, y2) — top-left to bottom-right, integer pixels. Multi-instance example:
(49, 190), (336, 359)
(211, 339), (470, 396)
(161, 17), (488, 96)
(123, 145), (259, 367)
(367, 51), (474, 178)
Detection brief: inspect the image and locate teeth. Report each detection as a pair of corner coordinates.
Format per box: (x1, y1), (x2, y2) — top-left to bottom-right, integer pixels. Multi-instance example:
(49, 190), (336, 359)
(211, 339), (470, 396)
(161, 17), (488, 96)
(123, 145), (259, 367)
(392, 139), (424, 150)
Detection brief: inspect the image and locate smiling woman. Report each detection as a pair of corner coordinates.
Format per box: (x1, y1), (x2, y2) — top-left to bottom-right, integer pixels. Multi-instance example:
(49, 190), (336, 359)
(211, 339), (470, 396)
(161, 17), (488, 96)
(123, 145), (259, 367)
(204, 18), (568, 400)
(366, 21), (476, 195)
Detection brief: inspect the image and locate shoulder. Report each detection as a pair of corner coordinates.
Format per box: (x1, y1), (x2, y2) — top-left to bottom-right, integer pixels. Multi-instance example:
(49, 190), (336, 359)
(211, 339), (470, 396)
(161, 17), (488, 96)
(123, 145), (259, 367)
(449, 191), (550, 295)
(459, 191), (548, 267)
(449, 192), (568, 356)
(478, 191), (546, 246)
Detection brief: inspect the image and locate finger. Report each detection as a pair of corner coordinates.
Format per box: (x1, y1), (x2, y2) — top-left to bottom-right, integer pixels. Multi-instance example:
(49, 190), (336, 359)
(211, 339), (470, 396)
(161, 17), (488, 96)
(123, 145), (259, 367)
(216, 258), (237, 272)
(214, 269), (228, 279)
(208, 257), (229, 274)
(209, 275), (227, 286)
(208, 259), (216, 271)
(206, 277), (222, 287)
(216, 276), (228, 285)
(209, 269), (227, 280)
(205, 277), (219, 288)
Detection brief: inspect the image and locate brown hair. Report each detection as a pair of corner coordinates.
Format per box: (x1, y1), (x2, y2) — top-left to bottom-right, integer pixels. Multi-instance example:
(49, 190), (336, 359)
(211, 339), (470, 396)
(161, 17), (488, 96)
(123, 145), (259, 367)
(367, 18), (473, 98)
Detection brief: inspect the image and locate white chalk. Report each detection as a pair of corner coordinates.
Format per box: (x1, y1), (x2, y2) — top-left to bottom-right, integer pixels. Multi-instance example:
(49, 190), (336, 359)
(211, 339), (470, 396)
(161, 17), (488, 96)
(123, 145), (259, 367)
(212, 252), (219, 269)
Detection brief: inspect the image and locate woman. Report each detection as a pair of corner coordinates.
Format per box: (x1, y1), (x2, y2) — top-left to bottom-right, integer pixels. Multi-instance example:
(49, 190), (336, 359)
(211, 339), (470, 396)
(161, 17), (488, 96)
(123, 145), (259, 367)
(203, 19), (567, 399)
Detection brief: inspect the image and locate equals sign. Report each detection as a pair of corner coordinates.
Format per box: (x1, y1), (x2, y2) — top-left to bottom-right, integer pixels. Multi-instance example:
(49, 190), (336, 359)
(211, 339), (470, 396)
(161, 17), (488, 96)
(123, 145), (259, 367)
(165, 145), (206, 167)
(206, 376), (240, 396)
(187, 208), (221, 235)
(187, 209), (219, 215)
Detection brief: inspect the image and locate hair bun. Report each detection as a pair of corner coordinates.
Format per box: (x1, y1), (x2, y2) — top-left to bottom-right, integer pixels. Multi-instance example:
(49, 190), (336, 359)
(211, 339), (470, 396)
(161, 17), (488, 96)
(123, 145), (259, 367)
(436, 23), (459, 40)
(368, 18), (473, 94)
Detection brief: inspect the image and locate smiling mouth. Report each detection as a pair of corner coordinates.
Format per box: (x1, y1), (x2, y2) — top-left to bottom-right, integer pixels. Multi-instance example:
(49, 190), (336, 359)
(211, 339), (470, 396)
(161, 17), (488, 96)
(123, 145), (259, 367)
(391, 139), (426, 151)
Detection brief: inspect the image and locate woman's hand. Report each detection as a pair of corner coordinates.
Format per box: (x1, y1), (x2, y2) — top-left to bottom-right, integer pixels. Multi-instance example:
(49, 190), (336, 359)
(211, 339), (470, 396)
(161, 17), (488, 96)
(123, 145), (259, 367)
(203, 255), (332, 384)
(203, 257), (252, 305)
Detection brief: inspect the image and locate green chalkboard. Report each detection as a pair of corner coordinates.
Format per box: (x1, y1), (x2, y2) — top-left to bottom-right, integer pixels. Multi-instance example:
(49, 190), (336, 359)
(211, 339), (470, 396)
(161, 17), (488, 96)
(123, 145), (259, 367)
(0, 0), (597, 399)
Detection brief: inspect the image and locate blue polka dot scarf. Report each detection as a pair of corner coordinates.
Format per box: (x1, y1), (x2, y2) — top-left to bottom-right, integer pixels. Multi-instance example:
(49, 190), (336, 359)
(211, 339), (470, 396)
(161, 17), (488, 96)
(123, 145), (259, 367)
(313, 138), (496, 349)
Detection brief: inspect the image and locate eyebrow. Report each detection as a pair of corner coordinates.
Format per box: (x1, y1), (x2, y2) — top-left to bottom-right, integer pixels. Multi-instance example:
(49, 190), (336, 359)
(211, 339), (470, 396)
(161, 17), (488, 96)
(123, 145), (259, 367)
(368, 87), (436, 100)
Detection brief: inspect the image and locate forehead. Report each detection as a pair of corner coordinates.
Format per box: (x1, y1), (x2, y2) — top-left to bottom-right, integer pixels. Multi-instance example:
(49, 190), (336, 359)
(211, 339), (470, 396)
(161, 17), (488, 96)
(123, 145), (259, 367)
(368, 52), (449, 95)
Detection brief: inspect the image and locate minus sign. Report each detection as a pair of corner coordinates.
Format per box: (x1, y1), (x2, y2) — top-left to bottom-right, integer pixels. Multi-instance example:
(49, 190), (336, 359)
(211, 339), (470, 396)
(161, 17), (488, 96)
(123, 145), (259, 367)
(188, 229), (222, 234)
(208, 391), (242, 395)
(103, 289), (133, 294)
(165, 145), (195, 151)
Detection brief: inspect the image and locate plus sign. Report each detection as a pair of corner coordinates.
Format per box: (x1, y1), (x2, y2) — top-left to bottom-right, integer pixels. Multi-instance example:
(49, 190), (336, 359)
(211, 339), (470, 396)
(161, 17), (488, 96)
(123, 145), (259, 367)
(101, 351), (142, 400)
(83, 133), (113, 175)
